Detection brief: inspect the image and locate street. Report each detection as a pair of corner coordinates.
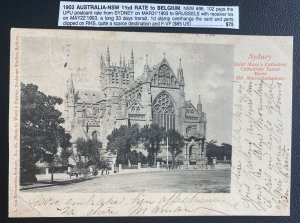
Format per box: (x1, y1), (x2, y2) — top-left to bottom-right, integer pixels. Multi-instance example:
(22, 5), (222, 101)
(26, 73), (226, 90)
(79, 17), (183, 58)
(26, 169), (231, 193)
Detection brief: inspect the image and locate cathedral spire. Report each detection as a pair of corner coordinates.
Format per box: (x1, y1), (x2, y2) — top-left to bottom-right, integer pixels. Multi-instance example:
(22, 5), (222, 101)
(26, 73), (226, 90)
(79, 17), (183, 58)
(129, 49), (135, 80)
(123, 55), (125, 67)
(130, 49), (134, 68)
(178, 58), (183, 77)
(100, 53), (104, 69)
(68, 73), (75, 94)
(144, 54), (149, 74)
(146, 54), (148, 66)
(119, 53), (122, 66)
(130, 48), (134, 69)
(131, 48), (134, 59)
(179, 58), (182, 69)
(197, 95), (202, 113)
(106, 45), (110, 66)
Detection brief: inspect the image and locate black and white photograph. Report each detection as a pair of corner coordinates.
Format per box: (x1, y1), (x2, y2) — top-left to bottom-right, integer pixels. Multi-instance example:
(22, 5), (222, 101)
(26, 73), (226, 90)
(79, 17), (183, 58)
(19, 33), (233, 193)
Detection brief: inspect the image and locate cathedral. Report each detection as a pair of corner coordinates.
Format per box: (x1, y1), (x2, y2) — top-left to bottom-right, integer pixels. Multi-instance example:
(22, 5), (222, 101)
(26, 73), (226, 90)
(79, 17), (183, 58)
(64, 46), (207, 165)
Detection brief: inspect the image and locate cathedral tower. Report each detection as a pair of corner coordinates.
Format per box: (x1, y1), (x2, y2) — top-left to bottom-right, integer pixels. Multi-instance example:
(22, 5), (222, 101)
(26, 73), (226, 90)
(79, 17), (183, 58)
(99, 46), (135, 99)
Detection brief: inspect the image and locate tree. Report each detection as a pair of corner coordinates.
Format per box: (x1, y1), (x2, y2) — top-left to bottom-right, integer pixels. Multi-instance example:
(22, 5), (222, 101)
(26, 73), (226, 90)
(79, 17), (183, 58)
(75, 138), (101, 170)
(140, 124), (166, 165)
(20, 83), (71, 184)
(219, 143), (232, 160)
(166, 129), (184, 167)
(60, 145), (72, 166)
(41, 126), (71, 182)
(128, 150), (147, 165)
(107, 125), (140, 165)
(206, 140), (232, 162)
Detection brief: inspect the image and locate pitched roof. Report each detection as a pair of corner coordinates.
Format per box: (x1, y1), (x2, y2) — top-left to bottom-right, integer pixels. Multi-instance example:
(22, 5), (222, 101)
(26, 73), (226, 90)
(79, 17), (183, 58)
(185, 101), (200, 118)
(69, 123), (90, 143)
(76, 89), (102, 104)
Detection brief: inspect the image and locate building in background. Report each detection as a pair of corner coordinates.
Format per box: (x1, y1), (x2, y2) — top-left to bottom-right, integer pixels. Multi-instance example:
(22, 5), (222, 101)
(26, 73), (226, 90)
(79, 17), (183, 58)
(64, 46), (207, 164)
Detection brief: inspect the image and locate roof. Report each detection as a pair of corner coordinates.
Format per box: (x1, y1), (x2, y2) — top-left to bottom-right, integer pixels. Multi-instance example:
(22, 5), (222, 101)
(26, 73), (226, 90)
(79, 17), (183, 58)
(185, 101), (200, 118)
(76, 89), (102, 104)
(69, 123), (91, 143)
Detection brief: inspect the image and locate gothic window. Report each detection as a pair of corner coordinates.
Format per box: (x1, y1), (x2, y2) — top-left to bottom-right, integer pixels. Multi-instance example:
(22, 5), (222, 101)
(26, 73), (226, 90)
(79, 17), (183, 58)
(92, 107), (98, 115)
(132, 123), (141, 129)
(152, 91), (175, 130)
(115, 73), (118, 83)
(82, 103), (87, 117)
(154, 75), (158, 85)
(92, 131), (99, 141)
(186, 125), (197, 137)
(112, 74), (115, 83)
(130, 102), (140, 113)
(186, 105), (197, 117)
(122, 73), (126, 84)
(158, 65), (170, 85)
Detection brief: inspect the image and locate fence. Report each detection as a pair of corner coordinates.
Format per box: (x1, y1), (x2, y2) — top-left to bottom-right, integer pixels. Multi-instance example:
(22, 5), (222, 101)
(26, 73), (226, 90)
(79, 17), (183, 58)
(216, 160), (231, 164)
(115, 162), (224, 173)
(121, 165), (138, 169)
(36, 166), (69, 174)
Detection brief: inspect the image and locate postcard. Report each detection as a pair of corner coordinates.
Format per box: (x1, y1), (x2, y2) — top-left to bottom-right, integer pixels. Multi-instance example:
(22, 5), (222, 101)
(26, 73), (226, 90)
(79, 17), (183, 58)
(9, 28), (293, 217)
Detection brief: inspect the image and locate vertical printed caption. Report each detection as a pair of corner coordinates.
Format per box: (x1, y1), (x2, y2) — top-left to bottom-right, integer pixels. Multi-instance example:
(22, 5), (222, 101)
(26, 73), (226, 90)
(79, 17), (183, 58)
(10, 34), (21, 216)
(231, 53), (290, 213)
(58, 2), (239, 29)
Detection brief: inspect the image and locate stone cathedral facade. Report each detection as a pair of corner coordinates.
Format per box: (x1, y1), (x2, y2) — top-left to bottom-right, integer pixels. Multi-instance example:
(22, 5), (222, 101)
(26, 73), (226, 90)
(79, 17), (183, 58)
(64, 47), (207, 164)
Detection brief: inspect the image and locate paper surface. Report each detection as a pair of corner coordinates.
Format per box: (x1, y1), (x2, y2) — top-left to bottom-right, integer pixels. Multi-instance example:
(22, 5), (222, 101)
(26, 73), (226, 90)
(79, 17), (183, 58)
(9, 29), (293, 217)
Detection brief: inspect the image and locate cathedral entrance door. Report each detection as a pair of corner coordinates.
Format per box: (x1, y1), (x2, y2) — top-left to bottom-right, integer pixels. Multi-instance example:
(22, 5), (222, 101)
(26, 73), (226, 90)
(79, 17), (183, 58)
(189, 145), (197, 165)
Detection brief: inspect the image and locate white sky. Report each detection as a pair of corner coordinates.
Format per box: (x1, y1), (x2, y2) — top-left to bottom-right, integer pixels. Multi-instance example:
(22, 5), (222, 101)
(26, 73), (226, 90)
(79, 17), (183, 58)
(21, 36), (233, 144)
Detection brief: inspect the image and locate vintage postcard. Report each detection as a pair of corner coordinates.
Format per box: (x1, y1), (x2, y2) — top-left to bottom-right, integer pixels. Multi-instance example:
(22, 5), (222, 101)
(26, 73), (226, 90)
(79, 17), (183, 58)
(9, 29), (293, 217)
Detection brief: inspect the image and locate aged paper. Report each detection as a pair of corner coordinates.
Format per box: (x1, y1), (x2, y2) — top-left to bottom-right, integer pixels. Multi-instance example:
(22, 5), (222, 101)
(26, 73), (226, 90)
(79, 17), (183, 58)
(9, 28), (293, 217)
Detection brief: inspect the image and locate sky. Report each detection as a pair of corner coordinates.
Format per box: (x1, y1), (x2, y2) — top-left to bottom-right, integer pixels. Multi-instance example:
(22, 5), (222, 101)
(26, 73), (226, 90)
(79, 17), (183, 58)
(21, 35), (233, 144)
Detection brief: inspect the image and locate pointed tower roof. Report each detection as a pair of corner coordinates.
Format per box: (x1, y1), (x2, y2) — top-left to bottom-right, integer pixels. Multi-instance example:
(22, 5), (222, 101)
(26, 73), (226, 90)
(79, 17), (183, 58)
(131, 48), (134, 59)
(198, 95), (201, 104)
(145, 54), (148, 66)
(68, 73), (75, 94)
(177, 58), (183, 77)
(123, 55), (126, 67)
(144, 54), (149, 74)
(106, 45), (110, 65)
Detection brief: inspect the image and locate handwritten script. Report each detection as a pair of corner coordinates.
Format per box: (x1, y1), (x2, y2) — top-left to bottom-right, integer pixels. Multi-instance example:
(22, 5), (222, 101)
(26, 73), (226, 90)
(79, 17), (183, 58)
(26, 191), (238, 216)
(232, 53), (290, 214)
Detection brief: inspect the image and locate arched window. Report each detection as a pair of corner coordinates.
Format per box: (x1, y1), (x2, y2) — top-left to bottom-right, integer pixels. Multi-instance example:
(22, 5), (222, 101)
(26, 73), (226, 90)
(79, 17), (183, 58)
(152, 91), (175, 130)
(92, 131), (99, 141)
(132, 123), (141, 129)
(130, 102), (140, 113)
